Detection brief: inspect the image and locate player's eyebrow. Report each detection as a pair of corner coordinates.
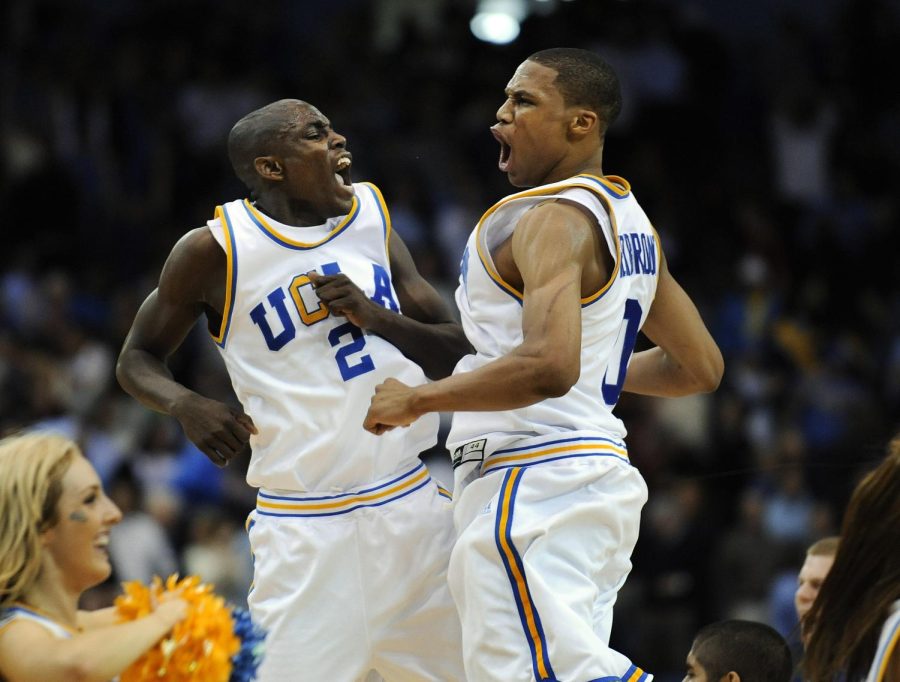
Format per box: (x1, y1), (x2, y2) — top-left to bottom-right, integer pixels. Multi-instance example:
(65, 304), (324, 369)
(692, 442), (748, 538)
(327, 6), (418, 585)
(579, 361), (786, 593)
(303, 118), (331, 132)
(505, 87), (536, 98)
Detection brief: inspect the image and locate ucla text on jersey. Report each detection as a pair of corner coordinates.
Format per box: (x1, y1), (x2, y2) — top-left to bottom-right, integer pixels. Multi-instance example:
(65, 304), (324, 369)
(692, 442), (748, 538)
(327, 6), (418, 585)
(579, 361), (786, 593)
(207, 182), (439, 492)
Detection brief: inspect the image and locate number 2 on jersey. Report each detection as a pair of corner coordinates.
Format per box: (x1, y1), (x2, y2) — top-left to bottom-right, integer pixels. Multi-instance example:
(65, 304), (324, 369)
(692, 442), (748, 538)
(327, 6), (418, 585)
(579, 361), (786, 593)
(328, 322), (376, 381)
(601, 298), (642, 405)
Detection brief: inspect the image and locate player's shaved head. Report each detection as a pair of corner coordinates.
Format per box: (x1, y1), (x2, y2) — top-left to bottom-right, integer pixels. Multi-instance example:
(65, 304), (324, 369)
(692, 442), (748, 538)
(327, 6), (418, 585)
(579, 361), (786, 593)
(228, 99), (314, 190)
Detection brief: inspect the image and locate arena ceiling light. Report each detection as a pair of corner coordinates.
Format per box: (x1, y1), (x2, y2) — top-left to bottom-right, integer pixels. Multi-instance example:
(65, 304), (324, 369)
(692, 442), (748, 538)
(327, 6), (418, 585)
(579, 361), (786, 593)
(470, 0), (526, 44)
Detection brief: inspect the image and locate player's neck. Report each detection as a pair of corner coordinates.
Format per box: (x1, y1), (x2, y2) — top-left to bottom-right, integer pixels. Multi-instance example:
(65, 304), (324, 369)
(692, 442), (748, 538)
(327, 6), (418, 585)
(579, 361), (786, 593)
(253, 196), (336, 228)
(541, 147), (604, 186)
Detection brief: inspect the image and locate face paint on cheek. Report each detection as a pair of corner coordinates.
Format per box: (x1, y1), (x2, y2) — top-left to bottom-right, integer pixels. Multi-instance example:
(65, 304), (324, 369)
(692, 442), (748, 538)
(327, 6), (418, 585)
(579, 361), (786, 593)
(69, 510), (88, 523)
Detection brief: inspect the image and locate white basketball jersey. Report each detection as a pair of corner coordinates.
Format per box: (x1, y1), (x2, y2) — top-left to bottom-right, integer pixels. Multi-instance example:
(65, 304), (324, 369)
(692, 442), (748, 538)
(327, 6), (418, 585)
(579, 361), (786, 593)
(447, 174), (659, 456)
(208, 183), (438, 492)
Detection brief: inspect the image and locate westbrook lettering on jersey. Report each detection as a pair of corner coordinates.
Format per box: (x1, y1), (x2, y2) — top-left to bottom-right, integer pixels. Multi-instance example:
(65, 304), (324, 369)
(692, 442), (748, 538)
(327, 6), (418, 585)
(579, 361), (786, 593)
(448, 174), (660, 455)
(250, 261), (400, 353)
(618, 233), (657, 277)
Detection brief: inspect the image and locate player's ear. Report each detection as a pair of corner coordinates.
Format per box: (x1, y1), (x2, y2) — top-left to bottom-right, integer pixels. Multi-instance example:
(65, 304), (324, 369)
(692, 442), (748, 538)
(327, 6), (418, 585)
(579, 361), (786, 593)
(255, 156), (284, 181)
(719, 672), (741, 682)
(569, 108), (599, 139)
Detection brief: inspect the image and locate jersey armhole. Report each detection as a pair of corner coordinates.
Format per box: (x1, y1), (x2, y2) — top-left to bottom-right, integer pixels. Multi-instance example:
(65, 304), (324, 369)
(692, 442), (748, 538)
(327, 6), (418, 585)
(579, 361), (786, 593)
(360, 182), (393, 266)
(209, 206), (237, 348)
(560, 190), (619, 306)
(207, 217), (226, 248)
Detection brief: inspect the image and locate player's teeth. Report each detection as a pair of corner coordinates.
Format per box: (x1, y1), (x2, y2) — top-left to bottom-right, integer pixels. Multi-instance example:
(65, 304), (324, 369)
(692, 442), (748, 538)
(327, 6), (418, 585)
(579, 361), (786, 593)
(336, 158), (351, 170)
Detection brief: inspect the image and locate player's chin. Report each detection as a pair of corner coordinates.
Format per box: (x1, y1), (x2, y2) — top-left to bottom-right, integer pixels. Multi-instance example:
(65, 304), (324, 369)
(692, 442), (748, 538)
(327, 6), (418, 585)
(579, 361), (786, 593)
(330, 194), (355, 216)
(506, 169), (535, 188)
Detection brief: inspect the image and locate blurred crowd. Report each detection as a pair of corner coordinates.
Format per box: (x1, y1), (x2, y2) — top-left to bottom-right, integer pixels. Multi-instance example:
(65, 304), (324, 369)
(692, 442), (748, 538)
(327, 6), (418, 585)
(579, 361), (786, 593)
(1, 0), (899, 675)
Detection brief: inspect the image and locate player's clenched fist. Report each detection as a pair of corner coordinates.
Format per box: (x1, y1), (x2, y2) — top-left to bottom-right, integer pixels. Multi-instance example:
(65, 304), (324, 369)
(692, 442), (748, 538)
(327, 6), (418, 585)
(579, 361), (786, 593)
(170, 393), (257, 466)
(364, 378), (422, 435)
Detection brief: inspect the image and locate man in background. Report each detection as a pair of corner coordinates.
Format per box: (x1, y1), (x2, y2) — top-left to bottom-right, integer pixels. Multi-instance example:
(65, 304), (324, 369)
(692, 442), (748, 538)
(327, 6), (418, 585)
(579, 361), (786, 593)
(795, 536), (839, 646)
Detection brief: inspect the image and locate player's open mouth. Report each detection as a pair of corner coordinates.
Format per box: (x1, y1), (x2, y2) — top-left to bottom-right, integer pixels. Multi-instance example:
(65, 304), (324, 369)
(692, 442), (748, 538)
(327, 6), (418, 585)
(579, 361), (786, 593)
(492, 129), (511, 172)
(499, 142), (511, 172)
(335, 155), (352, 188)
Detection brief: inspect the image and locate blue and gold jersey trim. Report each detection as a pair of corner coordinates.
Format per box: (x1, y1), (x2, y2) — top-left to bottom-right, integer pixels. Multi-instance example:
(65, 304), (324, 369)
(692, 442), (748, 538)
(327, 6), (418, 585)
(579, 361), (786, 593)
(211, 204), (238, 347)
(241, 196), (360, 250)
(245, 512), (257, 594)
(360, 182), (393, 259)
(573, 174), (659, 310)
(619, 664), (650, 682)
(495, 467), (556, 681)
(573, 173), (632, 199)
(481, 435), (629, 474)
(255, 462), (431, 517)
(579, 188), (620, 308)
(489, 479), (654, 682)
(474, 177), (626, 306)
(588, 665), (650, 682)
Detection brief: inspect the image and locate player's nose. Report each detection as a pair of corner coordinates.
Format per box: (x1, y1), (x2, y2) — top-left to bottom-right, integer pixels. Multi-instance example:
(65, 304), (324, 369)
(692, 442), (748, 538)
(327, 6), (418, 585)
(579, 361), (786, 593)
(329, 130), (347, 149)
(496, 98), (513, 124)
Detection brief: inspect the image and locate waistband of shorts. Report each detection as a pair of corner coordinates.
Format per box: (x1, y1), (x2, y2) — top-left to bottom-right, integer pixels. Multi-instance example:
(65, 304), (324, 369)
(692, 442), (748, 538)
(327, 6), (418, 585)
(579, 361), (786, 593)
(255, 461), (432, 518)
(481, 433), (629, 475)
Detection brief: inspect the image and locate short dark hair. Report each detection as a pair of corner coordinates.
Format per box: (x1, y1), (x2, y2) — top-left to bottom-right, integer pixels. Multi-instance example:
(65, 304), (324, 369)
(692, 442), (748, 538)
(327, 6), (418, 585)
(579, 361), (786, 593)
(228, 99), (309, 191)
(527, 47), (622, 131)
(693, 620), (793, 682)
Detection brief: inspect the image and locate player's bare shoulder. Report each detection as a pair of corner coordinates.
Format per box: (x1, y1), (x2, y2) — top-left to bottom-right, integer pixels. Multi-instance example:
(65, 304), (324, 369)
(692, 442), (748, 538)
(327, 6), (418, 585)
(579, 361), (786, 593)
(518, 200), (606, 263)
(172, 225), (225, 261)
(158, 226), (228, 314)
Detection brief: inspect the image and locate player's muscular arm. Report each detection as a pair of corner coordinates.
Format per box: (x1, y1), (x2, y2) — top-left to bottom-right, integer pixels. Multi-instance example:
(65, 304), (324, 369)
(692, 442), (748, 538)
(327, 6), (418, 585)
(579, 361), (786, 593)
(364, 202), (592, 432)
(117, 228), (215, 413)
(116, 228), (256, 465)
(308, 232), (471, 380)
(622, 253), (723, 397)
(368, 231), (472, 378)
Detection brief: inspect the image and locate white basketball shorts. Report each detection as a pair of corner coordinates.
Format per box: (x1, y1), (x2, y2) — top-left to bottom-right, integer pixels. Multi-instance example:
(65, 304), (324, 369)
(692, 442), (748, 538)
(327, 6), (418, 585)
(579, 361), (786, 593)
(247, 461), (465, 681)
(449, 446), (651, 682)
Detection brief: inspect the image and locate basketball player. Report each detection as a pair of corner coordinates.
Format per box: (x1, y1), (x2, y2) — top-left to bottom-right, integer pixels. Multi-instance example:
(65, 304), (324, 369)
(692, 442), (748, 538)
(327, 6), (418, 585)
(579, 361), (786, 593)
(365, 48), (724, 681)
(116, 99), (469, 681)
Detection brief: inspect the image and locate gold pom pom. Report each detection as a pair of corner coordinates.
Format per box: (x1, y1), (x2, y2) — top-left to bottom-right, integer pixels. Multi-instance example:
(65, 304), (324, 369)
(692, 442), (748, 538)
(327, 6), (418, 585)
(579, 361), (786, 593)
(115, 575), (240, 682)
